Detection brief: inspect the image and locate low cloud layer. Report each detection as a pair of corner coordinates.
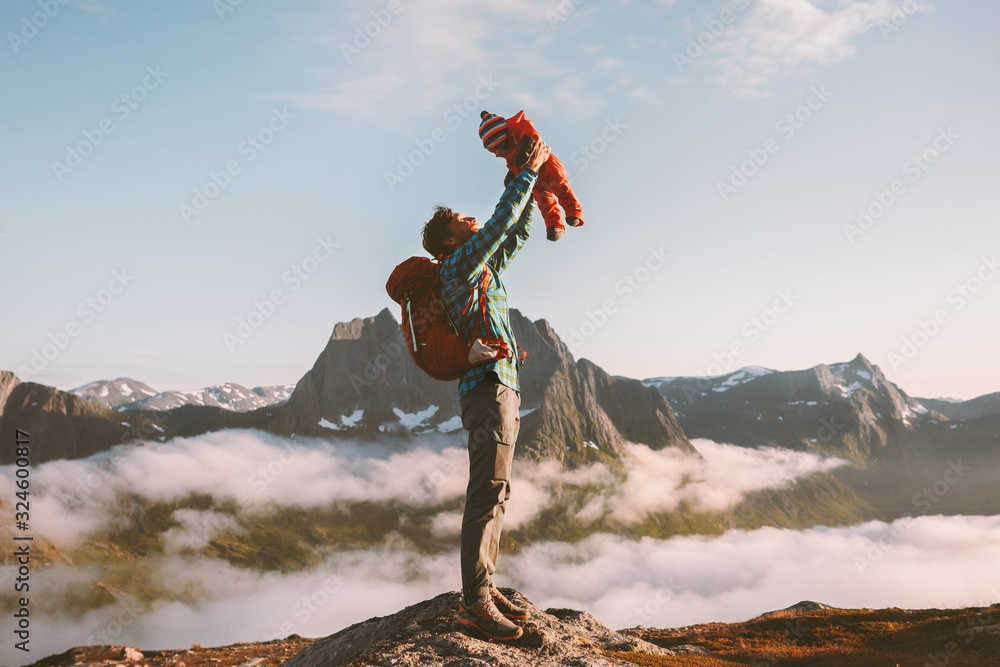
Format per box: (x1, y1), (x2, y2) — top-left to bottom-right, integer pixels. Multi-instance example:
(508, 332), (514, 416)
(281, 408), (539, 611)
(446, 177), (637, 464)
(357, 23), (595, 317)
(4, 515), (999, 666)
(510, 515), (1000, 630)
(5, 430), (993, 666)
(603, 439), (846, 521)
(0, 431), (846, 547)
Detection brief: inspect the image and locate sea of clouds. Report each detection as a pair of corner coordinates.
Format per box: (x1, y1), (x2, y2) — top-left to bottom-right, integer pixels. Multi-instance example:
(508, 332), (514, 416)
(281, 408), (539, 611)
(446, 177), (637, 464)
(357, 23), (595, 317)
(1, 429), (847, 546)
(2, 430), (999, 665)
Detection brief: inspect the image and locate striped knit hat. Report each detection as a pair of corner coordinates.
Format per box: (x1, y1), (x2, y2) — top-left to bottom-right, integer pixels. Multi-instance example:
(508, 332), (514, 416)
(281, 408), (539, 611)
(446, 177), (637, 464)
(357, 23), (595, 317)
(479, 111), (508, 150)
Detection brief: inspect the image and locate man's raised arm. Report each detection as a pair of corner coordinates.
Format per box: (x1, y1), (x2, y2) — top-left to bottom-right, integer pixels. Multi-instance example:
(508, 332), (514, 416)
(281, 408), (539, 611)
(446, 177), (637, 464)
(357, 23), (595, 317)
(442, 143), (550, 284)
(487, 201), (532, 276)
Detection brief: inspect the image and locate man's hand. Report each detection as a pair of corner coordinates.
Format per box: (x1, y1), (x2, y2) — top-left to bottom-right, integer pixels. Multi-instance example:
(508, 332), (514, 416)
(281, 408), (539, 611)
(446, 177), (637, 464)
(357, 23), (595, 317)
(524, 140), (550, 173)
(469, 338), (501, 365)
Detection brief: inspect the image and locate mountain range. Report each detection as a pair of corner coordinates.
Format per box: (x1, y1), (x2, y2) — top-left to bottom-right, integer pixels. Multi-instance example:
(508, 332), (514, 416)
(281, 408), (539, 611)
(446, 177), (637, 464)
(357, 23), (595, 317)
(0, 308), (693, 466)
(1, 309), (998, 517)
(643, 354), (944, 464)
(71, 377), (295, 412)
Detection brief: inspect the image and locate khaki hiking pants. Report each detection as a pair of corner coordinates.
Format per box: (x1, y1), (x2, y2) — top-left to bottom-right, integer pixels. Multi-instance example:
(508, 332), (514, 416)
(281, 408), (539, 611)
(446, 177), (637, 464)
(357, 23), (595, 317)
(459, 373), (520, 603)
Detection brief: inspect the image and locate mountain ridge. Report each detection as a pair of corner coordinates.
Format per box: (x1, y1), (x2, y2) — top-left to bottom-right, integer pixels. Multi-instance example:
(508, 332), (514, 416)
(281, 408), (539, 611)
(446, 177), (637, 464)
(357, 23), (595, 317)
(72, 378), (295, 412)
(0, 308), (693, 465)
(3, 311), (997, 487)
(267, 307), (694, 463)
(643, 352), (948, 464)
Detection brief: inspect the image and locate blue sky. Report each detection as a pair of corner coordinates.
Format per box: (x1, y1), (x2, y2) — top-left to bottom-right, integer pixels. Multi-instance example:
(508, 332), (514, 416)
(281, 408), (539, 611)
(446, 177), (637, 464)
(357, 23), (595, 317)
(1, 0), (997, 399)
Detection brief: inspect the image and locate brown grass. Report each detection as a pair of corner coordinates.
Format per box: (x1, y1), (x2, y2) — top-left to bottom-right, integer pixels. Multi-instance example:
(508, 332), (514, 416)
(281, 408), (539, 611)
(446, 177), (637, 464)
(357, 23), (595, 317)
(619, 605), (1000, 666)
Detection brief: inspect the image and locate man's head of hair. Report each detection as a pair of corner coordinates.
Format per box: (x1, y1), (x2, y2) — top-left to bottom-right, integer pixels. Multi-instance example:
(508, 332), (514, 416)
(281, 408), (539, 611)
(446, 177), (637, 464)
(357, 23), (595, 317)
(422, 205), (461, 258)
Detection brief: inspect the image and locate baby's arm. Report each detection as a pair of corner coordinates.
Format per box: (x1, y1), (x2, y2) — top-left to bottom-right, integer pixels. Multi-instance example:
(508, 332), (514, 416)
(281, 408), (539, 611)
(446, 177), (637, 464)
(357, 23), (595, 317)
(504, 111), (543, 173)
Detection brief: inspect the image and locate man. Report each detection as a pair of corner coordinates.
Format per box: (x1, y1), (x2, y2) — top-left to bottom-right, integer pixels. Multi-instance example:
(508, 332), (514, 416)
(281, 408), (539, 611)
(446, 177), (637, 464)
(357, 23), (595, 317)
(420, 140), (551, 642)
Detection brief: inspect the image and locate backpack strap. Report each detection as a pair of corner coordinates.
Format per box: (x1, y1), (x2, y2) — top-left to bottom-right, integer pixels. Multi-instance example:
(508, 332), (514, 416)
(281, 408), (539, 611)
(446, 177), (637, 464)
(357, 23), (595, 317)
(461, 265), (492, 341)
(405, 299), (418, 352)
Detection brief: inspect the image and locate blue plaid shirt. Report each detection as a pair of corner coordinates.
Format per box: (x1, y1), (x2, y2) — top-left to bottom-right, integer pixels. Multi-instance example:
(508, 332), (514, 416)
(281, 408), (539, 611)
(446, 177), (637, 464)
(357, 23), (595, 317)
(438, 168), (538, 399)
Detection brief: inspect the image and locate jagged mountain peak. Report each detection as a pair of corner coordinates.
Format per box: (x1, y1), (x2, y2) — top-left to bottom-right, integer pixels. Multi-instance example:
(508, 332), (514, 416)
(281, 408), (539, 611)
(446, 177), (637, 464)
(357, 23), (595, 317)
(525, 314), (573, 359)
(330, 308), (397, 341)
(271, 308), (692, 463)
(828, 352), (880, 385)
(849, 351), (875, 370)
(643, 354), (944, 464)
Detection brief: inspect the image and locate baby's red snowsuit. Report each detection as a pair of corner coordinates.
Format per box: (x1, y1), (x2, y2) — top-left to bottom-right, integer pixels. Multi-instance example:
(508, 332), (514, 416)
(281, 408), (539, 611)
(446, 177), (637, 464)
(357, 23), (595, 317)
(489, 111), (583, 234)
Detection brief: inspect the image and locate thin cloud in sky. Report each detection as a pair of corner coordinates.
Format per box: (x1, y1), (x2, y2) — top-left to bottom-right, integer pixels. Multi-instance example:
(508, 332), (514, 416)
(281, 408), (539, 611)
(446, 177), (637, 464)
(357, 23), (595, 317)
(712, 0), (931, 97)
(288, 0), (547, 121)
(68, 0), (116, 18)
(598, 57), (626, 71)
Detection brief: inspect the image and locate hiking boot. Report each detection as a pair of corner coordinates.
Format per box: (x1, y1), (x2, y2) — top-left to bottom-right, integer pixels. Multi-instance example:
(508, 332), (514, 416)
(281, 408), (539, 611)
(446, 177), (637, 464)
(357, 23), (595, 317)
(546, 226), (565, 242)
(457, 595), (523, 642)
(566, 216), (584, 227)
(491, 586), (530, 622)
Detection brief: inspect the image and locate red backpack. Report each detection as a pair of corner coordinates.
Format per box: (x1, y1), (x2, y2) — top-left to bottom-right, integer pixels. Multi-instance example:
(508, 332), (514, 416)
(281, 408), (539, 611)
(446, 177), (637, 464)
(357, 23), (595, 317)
(385, 257), (523, 381)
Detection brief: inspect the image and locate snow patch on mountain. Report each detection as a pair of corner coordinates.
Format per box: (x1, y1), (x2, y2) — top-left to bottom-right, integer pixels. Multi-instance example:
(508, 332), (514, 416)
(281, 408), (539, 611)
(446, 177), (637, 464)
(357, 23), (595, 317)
(394, 405), (439, 429)
(839, 381), (864, 398)
(437, 416), (463, 433)
(645, 366), (774, 392)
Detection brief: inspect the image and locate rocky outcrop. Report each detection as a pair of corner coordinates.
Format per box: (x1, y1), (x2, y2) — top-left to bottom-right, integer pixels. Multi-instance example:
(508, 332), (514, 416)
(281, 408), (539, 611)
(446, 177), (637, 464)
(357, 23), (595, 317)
(0, 371), (20, 419)
(26, 602), (1000, 667)
(0, 382), (159, 464)
(645, 353), (945, 464)
(280, 588), (686, 667)
(511, 314), (694, 462)
(267, 308), (693, 463)
(20, 637), (315, 667)
(266, 308), (460, 437)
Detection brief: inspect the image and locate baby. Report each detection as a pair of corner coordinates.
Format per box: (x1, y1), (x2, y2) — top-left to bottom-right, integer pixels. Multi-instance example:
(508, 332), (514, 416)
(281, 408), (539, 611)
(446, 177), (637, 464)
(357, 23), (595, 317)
(479, 110), (584, 242)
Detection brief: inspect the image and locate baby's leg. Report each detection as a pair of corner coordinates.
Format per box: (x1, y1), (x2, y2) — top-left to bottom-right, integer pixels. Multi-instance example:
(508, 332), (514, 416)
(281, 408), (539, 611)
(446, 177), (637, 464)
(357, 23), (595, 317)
(541, 154), (583, 224)
(533, 189), (565, 242)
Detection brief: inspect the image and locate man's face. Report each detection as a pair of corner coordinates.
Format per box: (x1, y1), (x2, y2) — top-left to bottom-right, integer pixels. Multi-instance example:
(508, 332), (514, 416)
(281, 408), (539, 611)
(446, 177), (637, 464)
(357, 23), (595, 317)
(487, 139), (509, 157)
(445, 212), (479, 249)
